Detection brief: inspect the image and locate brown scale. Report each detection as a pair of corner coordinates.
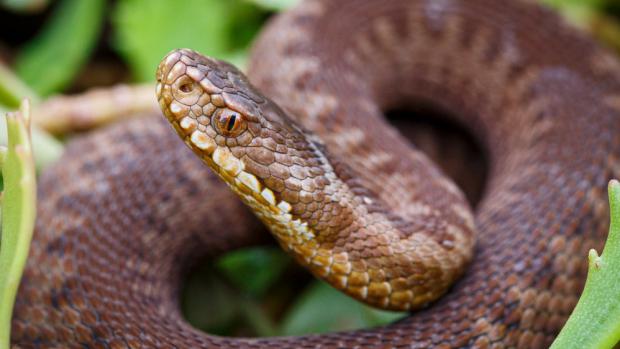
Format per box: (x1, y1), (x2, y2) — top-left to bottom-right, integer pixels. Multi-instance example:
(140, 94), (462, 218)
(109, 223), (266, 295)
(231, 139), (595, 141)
(12, 0), (620, 348)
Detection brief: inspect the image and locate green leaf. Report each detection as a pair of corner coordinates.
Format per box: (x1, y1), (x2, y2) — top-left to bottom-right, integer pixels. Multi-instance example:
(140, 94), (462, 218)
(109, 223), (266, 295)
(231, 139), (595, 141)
(182, 266), (242, 334)
(0, 100), (36, 348)
(0, 105), (64, 172)
(217, 247), (290, 297)
(243, 0), (299, 12)
(112, 0), (265, 81)
(551, 180), (620, 349)
(14, 0), (105, 96)
(540, 0), (609, 27)
(0, 63), (39, 108)
(182, 263), (279, 337)
(542, 0), (607, 8)
(280, 281), (405, 336)
(0, 65), (64, 171)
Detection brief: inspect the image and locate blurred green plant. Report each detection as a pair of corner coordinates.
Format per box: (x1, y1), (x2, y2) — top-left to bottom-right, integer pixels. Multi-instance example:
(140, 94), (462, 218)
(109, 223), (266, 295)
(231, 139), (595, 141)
(0, 100), (36, 348)
(112, 0), (266, 81)
(14, 0), (105, 96)
(183, 247), (406, 337)
(244, 0), (299, 12)
(183, 262), (280, 337)
(281, 281), (404, 336)
(218, 247), (291, 297)
(543, 0), (608, 10)
(0, 63), (65, 171)
(542, 0), (620, 53)
(0, 110), (63, 172)
(0, 63), (38, 108)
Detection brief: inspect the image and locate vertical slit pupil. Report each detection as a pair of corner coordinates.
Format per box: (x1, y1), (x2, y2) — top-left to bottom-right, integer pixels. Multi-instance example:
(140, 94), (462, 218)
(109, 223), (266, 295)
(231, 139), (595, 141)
(226, 114), (237, 131)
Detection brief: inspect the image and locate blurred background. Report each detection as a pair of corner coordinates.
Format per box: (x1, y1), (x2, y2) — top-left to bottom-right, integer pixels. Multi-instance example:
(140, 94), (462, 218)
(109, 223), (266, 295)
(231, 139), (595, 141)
(0, 0), (619, 338)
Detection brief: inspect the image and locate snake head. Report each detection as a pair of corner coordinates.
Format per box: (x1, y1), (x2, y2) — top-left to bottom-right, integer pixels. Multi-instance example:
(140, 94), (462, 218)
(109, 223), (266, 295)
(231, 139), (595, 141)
(156, 48), (265, 143)
(156, 49), (330, 224)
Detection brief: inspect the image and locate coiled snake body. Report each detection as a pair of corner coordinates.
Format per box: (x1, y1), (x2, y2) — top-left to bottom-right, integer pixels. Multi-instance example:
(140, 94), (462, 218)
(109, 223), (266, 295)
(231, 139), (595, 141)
(11, 0), (620, 347)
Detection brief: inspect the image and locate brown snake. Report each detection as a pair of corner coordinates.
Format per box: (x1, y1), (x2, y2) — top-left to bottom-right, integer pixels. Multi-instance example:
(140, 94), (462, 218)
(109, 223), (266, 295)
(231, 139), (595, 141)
(11, 0), (620, 347)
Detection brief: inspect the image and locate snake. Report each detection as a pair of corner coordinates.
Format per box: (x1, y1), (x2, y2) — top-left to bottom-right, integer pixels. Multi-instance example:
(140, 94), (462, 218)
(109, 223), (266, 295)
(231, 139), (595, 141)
(10, 0), (620, 347)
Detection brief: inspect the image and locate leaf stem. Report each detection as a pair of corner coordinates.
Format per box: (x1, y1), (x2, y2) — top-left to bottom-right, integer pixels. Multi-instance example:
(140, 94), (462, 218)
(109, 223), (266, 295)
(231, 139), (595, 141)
(0, 100), (37, 348)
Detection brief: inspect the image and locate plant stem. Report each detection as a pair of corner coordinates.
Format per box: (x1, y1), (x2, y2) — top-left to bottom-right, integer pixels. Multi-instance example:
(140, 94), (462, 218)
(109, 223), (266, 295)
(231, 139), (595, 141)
(0, 100), (37, 348)
(551, 180), (620, 349)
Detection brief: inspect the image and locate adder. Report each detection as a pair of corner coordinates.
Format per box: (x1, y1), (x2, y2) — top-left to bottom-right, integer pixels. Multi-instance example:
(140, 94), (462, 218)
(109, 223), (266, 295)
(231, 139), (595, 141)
(11, 0), (620, 348)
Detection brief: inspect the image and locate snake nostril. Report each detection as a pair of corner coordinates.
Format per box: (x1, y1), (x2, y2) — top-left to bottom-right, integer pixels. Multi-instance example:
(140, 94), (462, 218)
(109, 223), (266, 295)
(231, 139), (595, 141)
(179, 82), (194, 93)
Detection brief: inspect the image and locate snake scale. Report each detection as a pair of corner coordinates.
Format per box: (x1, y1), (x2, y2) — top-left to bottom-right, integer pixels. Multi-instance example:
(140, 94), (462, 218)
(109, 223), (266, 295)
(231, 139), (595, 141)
(11, 0), (620, 347)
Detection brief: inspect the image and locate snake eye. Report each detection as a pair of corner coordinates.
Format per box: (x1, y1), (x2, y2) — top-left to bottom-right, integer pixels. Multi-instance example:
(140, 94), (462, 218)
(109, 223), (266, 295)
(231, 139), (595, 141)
(214, 109), (246, 137)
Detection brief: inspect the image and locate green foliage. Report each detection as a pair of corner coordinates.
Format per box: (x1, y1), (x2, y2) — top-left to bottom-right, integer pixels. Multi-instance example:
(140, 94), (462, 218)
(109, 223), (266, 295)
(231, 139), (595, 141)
(183, 264), (279, 337)
(14, 0), (105, 96)
(543, 0), (608, 8)
(112, 0), (266, 81)
(0, 101), (36, 348)
(0, 89), (64, 172)
(540, 0), (601, 27)
(183, 250), (405, 337)
(183, 267), (245, 334)
(281, 281), (405, 335)
(0, 109), (64, 173)
(0, 63), (38, 108)
(243, 0), (299, 12)
(217, 247), (291, 297)
(550, 180), (620, 349)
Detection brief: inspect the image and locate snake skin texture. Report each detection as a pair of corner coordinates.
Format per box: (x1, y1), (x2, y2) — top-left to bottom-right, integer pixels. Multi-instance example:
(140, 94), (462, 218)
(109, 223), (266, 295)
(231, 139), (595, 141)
(11, 0), (620, 347)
